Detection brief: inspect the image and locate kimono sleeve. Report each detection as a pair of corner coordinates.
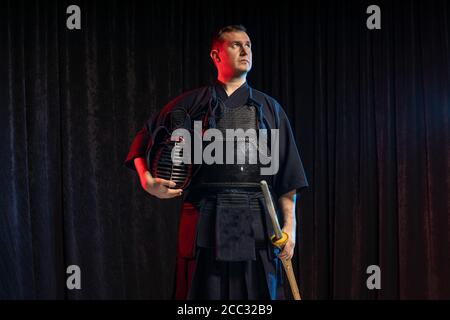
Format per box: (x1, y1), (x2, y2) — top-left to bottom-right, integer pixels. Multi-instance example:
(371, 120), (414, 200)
(123, 112), (157, 172)
(272, 106), (309, 198)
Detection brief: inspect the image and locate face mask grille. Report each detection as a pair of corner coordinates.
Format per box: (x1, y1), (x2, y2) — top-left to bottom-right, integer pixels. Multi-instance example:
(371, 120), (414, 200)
(150, 136), (192, 189)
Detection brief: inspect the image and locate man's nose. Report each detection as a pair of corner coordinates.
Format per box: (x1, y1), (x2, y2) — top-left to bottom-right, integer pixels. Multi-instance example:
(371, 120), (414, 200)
(240, 47), (250, 56)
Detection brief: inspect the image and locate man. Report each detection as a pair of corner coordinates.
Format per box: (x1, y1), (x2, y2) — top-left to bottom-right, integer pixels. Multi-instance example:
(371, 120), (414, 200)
(124, 25), (308, 299)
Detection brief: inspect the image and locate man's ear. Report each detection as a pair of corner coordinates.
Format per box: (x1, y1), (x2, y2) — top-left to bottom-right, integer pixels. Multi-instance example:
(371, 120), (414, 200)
(210, 50), (220, 63)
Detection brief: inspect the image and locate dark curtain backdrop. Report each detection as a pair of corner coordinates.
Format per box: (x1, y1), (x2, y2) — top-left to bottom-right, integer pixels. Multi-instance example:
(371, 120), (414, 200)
(1, 0), (449, 299)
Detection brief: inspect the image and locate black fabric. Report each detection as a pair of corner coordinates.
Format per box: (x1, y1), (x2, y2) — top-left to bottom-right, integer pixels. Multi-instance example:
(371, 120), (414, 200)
(187, 248), (278, 300)
(195, 190), (277, 260)
(197, 190), (280, 251)
(1, 0), (450, 300)
(215, 194), (256, 261)
(192, 188), (283, 299)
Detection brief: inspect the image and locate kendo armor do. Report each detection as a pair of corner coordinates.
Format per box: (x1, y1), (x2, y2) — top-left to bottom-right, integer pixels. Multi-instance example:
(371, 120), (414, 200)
(146, 89), (273, 190)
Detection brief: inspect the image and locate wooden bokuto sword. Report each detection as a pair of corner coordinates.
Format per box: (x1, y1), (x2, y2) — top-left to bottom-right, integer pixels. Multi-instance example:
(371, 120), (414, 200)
(260, 180), (302, 300)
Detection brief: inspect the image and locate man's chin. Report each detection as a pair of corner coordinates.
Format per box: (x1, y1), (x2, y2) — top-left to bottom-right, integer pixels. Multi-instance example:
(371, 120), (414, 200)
(234, 67), (251, 76)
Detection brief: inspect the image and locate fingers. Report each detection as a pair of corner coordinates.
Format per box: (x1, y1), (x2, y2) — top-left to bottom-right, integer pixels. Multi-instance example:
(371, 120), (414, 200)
(278, 242), (295, 260)
(144, 176), (183, 199)
(154, 178), (177, 188)
(165, 188), (183, 197)
(279, 250), (292, 260)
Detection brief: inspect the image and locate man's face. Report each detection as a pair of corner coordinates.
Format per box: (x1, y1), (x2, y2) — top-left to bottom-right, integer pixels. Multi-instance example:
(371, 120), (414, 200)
(212, 31), (252, 77)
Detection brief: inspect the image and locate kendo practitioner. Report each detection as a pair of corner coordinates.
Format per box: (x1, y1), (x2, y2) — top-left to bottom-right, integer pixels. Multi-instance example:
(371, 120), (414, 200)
(124, 25), (308, 300)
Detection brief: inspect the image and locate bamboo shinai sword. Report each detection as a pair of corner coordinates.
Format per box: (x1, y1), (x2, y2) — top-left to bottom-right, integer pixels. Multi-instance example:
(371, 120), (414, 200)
(260, 180), (302, 300)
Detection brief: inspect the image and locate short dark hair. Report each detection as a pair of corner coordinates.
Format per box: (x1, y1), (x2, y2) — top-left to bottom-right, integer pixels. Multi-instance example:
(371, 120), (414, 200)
(210, 25), (247, 51)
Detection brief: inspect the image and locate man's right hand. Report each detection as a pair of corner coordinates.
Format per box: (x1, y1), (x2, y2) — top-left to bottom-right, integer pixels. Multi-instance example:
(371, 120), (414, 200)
(139, 171), (183, 199)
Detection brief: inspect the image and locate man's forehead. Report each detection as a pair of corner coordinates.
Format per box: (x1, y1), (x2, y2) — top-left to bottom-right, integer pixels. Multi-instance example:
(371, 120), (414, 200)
(221, 31), (251, 43)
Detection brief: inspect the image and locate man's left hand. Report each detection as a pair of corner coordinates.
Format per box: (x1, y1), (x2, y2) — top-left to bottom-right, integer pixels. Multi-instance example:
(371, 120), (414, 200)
(278, 227), (296, 261)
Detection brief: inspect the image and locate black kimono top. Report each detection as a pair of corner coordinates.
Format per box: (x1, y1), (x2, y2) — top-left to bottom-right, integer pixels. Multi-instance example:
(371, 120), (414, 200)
(124, 82), (308, 198)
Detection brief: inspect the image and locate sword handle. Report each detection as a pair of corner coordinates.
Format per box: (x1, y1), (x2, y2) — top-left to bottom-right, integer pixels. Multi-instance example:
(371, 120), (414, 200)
(271, 230), (302, 300)
(262, 180), (302, 300)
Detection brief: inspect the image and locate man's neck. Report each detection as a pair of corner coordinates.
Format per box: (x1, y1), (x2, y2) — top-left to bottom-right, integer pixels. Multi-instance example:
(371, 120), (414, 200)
(217, 75), (247, 97)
